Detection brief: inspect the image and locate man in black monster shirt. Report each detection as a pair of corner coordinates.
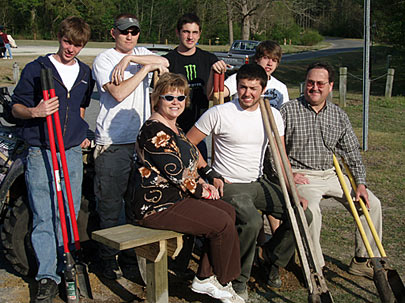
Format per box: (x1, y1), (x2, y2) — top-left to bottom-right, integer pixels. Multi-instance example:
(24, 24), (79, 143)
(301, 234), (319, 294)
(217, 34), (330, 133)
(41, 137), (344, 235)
(164, 12), (226, 276)
(165, 13), (225, 135)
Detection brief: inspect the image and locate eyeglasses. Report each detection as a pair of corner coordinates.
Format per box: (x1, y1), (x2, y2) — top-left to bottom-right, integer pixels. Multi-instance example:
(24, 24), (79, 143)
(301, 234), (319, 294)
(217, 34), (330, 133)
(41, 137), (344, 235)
(118, 28), (140, 36)
(306, 80), (329, 89)
(160, 95), (186, 102)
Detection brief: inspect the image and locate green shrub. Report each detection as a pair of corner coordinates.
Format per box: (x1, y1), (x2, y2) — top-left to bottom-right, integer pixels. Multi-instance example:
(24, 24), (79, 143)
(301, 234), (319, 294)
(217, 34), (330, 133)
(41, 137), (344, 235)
(300, 30), (324, 46)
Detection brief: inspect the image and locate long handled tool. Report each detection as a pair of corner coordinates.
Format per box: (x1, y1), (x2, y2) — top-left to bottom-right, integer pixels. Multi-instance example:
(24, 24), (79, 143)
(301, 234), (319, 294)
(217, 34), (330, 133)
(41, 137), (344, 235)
(333, 154), (405, 303)
(41, 68), (92, 301)
(259, 98), (334, 302)
(211, 72), (225, 165)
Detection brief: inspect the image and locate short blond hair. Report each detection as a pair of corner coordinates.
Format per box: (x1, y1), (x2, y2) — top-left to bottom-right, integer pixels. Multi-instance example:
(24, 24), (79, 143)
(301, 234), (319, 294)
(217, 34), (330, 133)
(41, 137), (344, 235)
(151, 73), (190, 112)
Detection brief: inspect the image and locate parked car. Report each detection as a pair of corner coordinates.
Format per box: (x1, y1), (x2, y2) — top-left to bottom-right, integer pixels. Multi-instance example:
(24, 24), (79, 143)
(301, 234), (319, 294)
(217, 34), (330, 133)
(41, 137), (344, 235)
(214, 40), (260, 72)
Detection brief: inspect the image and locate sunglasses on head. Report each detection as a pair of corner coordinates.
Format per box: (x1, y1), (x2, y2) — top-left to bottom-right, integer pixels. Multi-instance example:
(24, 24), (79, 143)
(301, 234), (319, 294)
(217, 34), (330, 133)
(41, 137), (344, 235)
(118, 28), (140, 36)
(160, 95), (186, 102)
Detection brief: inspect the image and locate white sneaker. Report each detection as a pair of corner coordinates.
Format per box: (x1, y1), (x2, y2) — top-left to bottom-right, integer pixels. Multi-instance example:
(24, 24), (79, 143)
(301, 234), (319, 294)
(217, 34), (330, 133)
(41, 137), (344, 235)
(220, 283), (245, 303)
(191, 276), (245, 302)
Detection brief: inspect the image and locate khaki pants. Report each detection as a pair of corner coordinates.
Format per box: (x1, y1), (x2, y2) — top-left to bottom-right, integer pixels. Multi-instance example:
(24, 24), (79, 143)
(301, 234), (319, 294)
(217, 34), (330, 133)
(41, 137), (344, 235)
(294, 168), (382, 268)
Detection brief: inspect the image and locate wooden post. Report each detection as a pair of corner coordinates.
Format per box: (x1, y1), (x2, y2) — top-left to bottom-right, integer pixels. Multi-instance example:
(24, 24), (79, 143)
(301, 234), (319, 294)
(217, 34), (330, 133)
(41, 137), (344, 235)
(385, 68), (395, 98)
(327, 90), (333, 103)
(208, 39), (211, 46)
(284, 38), (286, 45)
(299, 82), (305, 96)
(339, 67), (347, 107)
(13, 62), (20, 84)
(146, 240), (168, 303)
(165, 39), (168, 45)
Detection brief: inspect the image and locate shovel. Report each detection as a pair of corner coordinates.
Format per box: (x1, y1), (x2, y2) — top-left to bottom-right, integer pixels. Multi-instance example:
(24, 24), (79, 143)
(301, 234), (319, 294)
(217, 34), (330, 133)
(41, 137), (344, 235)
(333, 154), (405, 303)
(41, 68), (93, 300)
(260, 98), (334, 302)
(211, 72), (225, 164)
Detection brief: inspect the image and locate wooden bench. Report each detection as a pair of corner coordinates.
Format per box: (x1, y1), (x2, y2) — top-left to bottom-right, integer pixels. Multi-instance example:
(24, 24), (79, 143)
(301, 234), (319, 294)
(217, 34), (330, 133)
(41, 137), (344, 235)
(92, 224), (183, 303)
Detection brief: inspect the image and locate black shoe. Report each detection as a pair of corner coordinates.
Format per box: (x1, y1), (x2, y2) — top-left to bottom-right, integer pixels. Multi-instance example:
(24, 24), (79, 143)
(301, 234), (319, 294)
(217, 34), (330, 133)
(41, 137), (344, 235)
(267, 264), (282, 288)
(261, 244), (282, 288)
(118, 250), (140, 280)
(103, 257), (123, 280)
(35, 278), (59, 303)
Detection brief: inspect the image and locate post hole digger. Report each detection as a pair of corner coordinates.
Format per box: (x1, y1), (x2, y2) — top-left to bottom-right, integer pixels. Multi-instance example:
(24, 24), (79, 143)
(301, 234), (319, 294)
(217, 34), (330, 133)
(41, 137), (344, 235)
(211, 72), (225, 163)
(333, 154), (405, 303)
(259, 97), (334, 303)
(41, 68), (92, 302)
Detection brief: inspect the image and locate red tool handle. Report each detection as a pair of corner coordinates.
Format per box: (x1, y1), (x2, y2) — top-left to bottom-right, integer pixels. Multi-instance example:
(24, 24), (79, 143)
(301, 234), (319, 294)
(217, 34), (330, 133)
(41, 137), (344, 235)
(219, 73), (225, 104)
(219, 73), (224, 92)
(213, 72), (219, 94)
(46, 69), (81, 251)
(40, 69), (70, 254)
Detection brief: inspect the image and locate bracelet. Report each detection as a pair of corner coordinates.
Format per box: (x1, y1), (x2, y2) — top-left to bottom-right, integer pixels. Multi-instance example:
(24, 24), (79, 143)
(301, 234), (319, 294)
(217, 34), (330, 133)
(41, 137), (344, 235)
(206, 191), (212, 199)
(198, 165), (225, 185)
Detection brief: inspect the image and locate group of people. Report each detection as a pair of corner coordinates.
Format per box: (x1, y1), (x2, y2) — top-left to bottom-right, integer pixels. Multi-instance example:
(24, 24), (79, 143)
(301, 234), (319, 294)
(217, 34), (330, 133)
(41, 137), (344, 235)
(10, 11), (383, 303)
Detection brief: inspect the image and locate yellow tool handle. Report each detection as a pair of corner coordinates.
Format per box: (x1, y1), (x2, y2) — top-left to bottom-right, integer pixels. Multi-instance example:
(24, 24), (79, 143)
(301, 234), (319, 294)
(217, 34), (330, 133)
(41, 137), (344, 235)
(333, 154), (375, 258)
(341, 159), (386, 257)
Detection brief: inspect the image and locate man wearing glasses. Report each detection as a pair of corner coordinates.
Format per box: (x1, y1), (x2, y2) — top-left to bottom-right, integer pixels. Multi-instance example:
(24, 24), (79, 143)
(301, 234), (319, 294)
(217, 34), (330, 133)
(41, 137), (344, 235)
(92, 13), (168, 280)
(280, 62), (383, 279)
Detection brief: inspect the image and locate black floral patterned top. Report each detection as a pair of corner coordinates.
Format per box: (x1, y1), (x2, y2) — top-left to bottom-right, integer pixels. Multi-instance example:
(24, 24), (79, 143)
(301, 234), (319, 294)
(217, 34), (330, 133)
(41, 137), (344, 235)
(132, 120), (203, 219)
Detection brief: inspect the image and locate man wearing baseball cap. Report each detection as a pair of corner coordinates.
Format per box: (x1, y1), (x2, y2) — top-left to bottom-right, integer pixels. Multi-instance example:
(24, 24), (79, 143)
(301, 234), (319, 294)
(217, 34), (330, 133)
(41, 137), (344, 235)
(92, 13), (169, 279)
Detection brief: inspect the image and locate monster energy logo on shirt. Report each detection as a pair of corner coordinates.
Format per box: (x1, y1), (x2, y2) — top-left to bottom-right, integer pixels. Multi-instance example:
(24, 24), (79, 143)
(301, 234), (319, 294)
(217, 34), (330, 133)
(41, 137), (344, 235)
(184, 64), (197, 81)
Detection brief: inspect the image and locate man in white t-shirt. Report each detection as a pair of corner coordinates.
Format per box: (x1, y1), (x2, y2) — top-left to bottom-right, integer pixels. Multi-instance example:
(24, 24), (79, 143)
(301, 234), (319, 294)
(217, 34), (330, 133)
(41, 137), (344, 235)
(212, 40), (289, 110)
(187, 64), (312, 300)
(92, 13), (168, 279)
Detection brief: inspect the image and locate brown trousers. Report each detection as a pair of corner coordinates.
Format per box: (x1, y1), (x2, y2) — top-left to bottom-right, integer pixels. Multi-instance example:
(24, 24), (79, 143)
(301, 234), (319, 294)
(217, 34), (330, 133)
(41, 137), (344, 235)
(140, 197), (240, 285)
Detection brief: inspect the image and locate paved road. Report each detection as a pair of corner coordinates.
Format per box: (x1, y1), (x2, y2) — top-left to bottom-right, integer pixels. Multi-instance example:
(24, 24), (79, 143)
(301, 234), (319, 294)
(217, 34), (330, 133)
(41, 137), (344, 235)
(283, 37), (363, 62)
(11, 43), (172, 57)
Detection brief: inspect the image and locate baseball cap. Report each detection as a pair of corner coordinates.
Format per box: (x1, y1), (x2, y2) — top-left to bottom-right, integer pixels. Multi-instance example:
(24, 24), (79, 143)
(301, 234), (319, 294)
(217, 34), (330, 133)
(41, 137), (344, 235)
(114, 18), (140, 31)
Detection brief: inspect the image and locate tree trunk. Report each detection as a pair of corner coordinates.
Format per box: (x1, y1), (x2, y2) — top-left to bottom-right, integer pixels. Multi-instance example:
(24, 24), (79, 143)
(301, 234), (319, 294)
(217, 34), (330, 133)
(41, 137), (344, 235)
(225, 0), (234, 44)
(241, 0), (250, 40)
(148, 0), (154, 40)
(31, 7), (37, 40)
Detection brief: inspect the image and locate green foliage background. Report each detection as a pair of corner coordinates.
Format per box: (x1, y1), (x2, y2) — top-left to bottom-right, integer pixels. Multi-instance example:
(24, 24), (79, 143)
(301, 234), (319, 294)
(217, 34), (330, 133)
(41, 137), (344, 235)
(0, 0), (403, 47)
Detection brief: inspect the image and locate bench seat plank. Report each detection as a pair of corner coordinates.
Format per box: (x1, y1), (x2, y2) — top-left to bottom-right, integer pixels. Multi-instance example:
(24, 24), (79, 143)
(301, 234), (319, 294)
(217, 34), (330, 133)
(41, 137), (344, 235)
(92, 224), (182, 251)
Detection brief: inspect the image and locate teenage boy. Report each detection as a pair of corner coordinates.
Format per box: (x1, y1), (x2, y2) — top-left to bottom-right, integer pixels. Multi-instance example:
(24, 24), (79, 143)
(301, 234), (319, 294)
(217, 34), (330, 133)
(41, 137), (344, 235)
(11, 17), (93, 303)
(164, 13), (224, 134)
(92, 13), (168, 279)
(220, 40), (289, 109)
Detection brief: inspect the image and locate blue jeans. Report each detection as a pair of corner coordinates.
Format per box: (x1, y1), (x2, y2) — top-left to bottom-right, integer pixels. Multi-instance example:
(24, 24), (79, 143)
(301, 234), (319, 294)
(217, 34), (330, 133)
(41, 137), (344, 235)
(26, 145), (83, 284)
(94, 144), (134, 259)
(3, 43), (12, 59)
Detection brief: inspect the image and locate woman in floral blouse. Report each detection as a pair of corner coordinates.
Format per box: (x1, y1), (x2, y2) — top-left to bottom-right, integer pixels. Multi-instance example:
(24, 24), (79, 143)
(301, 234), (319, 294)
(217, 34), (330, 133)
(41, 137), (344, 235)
(129, 73), (244, 303)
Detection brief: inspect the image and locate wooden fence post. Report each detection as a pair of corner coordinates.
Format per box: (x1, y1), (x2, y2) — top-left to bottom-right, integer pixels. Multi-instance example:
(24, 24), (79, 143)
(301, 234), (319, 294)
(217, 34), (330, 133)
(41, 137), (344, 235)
(327, 90), (333, 103)
(339, 67), (347, 107)
(299, 82), (305, 96)
(13, 62), (20, 84)
(385, 68), (395, 98)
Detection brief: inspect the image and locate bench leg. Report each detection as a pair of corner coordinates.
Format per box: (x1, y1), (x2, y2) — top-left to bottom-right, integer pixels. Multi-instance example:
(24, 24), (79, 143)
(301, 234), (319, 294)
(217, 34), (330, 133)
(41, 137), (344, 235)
(146, 241), (168, 303)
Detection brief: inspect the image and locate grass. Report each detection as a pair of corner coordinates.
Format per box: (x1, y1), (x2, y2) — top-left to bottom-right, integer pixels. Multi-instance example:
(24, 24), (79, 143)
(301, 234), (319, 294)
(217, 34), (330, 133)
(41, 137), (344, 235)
(1, 40), (404, 302)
